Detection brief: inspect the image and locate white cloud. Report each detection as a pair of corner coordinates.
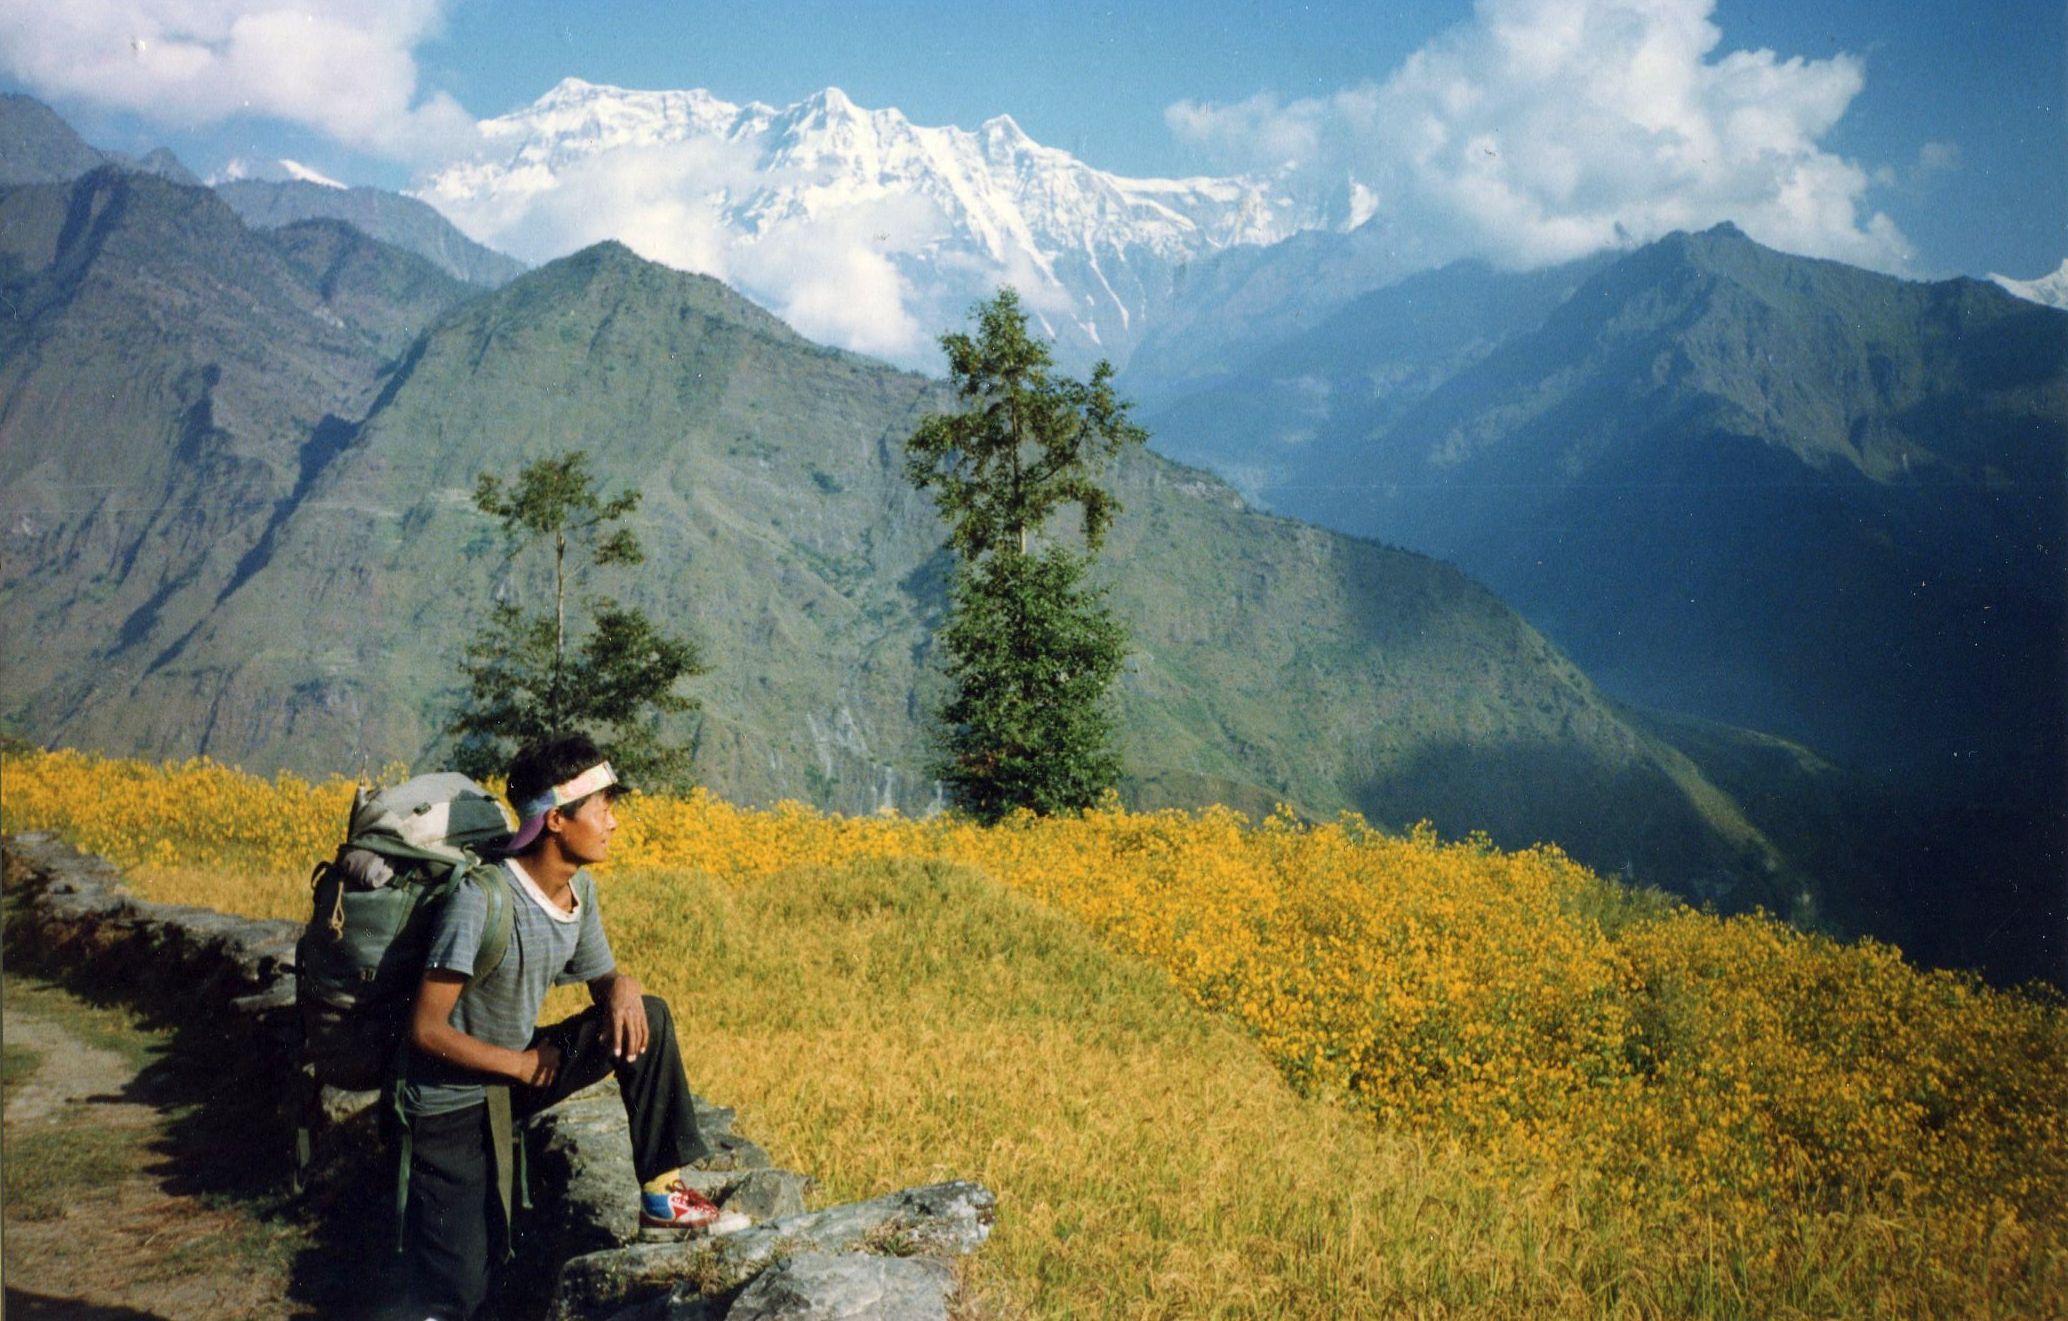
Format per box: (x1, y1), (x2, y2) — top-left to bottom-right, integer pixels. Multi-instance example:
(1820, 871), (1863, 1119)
(0, 0), (476, 162)
(422, 140), (943, 363)
(429, 141), (750, 276)
(1166, 0), (1911, 273)
(729, 196), (940, 361)
(1918, 141), (1961, 174)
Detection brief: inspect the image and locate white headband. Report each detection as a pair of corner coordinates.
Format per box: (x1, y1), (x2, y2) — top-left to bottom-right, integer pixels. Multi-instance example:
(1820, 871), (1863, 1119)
(517, 761), (618, 821)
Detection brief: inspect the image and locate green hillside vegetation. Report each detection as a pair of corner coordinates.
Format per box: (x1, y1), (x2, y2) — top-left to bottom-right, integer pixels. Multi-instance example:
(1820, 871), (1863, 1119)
(267, 218), (488, 360)
(0, 169), (392, 739)
(4, 215), (1818, 914)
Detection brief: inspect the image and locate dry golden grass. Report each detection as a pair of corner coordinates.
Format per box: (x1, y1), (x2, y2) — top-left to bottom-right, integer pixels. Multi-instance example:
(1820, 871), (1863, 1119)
(7, 748), (2064, 1317)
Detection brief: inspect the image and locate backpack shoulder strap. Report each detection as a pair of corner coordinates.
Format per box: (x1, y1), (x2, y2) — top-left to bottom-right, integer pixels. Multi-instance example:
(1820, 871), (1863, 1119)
(466, 861), (515, 986)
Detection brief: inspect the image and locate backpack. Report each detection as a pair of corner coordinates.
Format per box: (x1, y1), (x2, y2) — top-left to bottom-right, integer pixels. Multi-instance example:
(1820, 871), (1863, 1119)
(295, 772), (517, 1095)
(293, 772), (541, 1238)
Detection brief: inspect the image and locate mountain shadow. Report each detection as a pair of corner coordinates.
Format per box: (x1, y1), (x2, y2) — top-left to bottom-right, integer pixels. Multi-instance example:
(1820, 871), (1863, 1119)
(1143, 223), (2068, 985)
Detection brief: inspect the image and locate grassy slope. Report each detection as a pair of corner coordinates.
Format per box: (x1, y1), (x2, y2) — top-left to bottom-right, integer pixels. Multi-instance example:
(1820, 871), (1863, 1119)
(542, 856), (2068, 1318)
(10, 749), (2062, 1317)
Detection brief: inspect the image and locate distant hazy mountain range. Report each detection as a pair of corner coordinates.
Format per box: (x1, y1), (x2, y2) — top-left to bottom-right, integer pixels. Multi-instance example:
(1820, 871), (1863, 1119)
(0, 93), (524, 291)
(1146, 224), (2067, 781)
(215, 179), (528, 289)
(0, 92), (200, 187)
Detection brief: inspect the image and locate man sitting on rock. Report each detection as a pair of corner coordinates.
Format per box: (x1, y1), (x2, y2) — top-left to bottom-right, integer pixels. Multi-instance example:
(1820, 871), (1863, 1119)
(401, 731), (745, 1320)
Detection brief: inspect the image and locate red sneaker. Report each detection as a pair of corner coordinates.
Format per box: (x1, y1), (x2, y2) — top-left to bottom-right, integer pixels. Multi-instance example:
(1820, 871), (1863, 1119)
(639, 1179), (721, 1240)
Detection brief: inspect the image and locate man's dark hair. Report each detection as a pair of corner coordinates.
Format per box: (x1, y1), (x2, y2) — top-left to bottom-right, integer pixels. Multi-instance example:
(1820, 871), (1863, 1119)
(507, 732), (609, 813)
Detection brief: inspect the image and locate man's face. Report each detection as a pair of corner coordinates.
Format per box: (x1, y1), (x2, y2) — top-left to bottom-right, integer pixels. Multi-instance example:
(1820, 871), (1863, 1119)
(551, 791), (618, 865)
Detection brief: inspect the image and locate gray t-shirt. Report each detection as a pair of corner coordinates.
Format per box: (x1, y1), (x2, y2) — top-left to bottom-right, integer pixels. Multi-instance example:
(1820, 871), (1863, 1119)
(402, 857), (616, 1117)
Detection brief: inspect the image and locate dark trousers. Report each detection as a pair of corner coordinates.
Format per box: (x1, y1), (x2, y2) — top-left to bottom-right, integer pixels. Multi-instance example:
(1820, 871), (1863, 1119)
(404, 994), (708, 1321)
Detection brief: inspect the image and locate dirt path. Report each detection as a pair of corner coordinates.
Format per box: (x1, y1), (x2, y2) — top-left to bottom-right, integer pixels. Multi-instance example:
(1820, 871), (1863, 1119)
(4, 1012), (159, 1124)
(3, 987), (299, 1321)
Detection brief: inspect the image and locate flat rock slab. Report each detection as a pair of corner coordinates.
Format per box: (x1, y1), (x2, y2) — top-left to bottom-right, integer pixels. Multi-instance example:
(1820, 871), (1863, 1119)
(552, 1181), (995, 1321)
(723, 1252), (956, 1321)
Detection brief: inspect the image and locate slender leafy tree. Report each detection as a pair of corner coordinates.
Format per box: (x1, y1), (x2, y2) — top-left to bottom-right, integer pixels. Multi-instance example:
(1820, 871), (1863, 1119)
(450, 450), (706, 787)
(906, 289), (1147, 819)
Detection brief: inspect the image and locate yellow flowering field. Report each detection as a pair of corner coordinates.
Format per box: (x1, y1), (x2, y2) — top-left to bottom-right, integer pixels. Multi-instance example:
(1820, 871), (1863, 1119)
(5, 747), (2064, 1316)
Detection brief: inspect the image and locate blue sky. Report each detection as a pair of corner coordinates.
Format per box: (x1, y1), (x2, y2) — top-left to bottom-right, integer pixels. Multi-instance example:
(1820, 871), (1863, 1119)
(4, 0), (2061, 280)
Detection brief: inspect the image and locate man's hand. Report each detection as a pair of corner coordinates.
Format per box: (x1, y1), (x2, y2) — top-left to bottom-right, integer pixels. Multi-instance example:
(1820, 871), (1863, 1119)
(413, 970), (564, 1088)
(520, 1040), (563, 1088)
(595, 973), (650, 1062)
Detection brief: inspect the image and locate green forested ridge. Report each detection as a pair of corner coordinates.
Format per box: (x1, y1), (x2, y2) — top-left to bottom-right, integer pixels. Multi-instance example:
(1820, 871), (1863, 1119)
(0, 169), (392, 739)
(266, 218), (488, 361)
(1, 210), (1808, 918)
(1145, 222), (2067, 983)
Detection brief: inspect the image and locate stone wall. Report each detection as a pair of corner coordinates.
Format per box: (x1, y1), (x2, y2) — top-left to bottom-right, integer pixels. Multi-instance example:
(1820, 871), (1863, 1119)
(2, 832), (996, 1320)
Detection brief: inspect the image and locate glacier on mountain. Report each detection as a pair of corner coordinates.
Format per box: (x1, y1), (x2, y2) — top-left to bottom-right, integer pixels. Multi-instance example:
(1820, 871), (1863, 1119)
(417, 78), (1350, 371)
(1991, 259), (2068, 311)
(217, 156), (348, 189)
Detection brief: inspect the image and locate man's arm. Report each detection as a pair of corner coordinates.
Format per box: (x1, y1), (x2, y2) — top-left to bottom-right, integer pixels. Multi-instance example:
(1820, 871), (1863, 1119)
(410, 970), (561, 1087)
(586, 970), (649, 1062)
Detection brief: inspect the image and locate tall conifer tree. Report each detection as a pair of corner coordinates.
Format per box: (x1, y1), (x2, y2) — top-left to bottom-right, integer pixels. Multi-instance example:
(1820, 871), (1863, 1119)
(905, 290), (1147, 819)
(450, 450), (706, 786)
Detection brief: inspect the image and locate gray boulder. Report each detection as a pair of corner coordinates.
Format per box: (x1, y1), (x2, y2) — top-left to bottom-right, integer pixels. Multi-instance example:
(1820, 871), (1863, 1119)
(552, 1181), (995, 1321)
(724, 1252), (956, 1321)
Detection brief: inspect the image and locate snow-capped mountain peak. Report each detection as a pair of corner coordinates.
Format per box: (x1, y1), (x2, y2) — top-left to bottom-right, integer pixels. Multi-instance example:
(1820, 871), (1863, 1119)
(1992, 259), (2068, 310)
(214, 156), (347, 189)
(980, 113), (1034, 153)
(420, 79), (1346, 370)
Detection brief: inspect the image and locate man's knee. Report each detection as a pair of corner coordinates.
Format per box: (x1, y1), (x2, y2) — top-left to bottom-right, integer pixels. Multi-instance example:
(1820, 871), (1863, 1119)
(641, 993), (674, 1032)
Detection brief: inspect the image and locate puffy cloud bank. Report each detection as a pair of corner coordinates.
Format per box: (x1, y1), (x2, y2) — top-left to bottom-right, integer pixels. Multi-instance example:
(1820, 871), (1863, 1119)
(1167, 0), (1911, 273)
(0, 0), (476, 162)
(421, 137), (946, 363)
